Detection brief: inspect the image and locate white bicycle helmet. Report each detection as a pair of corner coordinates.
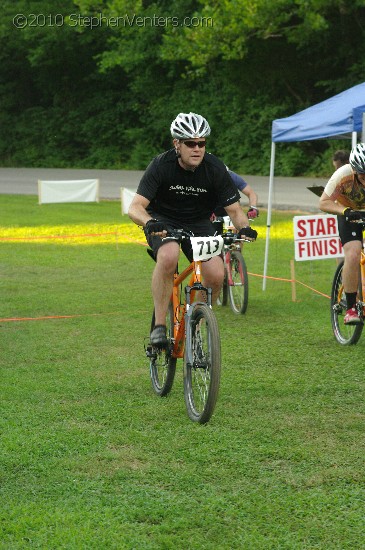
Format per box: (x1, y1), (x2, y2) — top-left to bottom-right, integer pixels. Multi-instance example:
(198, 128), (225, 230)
(170, 112), (211, 139)
(349, 143), (365, 173)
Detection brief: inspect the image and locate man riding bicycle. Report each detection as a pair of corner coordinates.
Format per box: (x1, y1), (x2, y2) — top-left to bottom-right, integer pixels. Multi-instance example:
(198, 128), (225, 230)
(128, 112), (257, 345)
(319, 142), (365, 325)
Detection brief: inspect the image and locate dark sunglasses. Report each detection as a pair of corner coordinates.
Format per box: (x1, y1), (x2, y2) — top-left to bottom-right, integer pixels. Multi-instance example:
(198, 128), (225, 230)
(181, 140), (206, 149)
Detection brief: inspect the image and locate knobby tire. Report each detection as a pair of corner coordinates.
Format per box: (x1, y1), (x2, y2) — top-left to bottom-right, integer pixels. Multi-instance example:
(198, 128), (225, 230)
(149, 303), (177, 396)
(330, 261), (363, 345)
(228, 251), (249, 314)
(184, 303), (221, 424)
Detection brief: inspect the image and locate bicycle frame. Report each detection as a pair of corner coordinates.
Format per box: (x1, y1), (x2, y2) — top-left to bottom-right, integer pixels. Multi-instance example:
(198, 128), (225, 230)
(171, 259), (212, 359)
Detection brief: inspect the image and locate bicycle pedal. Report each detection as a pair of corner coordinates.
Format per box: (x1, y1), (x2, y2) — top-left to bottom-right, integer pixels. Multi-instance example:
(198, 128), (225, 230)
(145, 341), (170, 357)
(144, 342), (157, 359)
(193, 362), (208, 369)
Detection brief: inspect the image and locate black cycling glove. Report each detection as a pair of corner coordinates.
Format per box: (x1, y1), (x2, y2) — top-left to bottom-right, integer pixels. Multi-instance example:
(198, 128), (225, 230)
(145, 219), (167, 234)
(237, 226), (258, 240)
(343, 208), (364, 223)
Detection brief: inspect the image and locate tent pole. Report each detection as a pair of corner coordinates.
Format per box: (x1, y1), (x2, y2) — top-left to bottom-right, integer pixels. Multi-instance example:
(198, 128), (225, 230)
(352, 131), (357, 148)
(263, 141), (276, 290)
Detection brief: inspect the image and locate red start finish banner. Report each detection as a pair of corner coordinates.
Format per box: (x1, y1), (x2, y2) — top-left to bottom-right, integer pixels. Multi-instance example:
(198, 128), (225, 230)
(293, 214), (344, 261)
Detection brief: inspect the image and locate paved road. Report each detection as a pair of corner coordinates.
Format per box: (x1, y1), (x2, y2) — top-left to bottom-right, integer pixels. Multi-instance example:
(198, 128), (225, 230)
(0, 167), (328, 212)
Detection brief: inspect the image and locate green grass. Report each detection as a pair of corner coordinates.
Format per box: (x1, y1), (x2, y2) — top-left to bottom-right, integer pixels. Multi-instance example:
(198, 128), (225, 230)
(1, 195), (365, 549)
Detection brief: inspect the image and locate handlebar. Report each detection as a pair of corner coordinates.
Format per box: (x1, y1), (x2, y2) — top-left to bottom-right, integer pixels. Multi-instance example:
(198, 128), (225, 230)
(161, 229), (194, 242)
(220, 229), (252, 244)
(162, 228), (251, 244)
(343, 209), (365, 225)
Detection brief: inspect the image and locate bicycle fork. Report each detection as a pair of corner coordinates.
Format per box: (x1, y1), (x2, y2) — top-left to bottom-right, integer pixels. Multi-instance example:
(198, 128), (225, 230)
(184, 282), (211, 369)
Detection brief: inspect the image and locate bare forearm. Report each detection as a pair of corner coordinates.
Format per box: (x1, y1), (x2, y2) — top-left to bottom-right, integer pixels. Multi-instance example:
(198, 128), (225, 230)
(245, 191), (258, 207)
(319, 195), (345, 216)
(225, 203), (250, 229)
(242, 185), (258, 207)
(128, 194), (153, 227)
(128, 205), (150, 227)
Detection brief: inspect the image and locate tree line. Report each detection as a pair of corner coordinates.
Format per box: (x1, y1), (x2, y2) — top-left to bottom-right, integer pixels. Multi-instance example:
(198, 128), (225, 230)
(1, 0), (364, 176)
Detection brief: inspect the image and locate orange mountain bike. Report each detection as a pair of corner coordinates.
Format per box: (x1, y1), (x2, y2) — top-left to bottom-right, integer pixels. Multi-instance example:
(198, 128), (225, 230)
(331, 224), (365, 345)
(145, 229), (225, 424)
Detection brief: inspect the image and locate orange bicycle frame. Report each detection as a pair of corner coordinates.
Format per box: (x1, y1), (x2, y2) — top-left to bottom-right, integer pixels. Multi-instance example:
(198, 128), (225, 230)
(171, 260), (204, 359)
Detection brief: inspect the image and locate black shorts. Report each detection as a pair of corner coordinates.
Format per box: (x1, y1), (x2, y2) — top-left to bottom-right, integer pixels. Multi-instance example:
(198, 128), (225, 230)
(337, 214), (363, 245)
(144, 213), (217, 262)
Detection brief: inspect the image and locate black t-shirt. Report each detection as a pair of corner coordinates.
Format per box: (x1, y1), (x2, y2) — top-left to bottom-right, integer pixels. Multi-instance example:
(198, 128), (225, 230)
(136, 149), (240, 222)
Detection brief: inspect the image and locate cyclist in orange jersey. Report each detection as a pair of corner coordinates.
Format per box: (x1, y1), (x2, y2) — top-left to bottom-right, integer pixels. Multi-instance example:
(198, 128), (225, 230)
(319, 143), (365, 325)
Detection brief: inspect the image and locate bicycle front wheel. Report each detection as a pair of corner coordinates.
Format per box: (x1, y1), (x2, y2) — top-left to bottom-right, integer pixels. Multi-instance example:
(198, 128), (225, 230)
(331, 261), (363, 345)
(149, 303), (177, 396)
(228, 251), (249, 314)
(184, 303), (221, 424)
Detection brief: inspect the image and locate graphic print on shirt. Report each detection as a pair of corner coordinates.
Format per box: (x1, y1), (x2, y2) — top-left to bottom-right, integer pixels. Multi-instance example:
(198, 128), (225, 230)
(169, 184), (208, 196)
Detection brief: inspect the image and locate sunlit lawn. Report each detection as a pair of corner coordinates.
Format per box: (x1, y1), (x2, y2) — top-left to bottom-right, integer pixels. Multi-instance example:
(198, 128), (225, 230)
(1, 195), (364, 549)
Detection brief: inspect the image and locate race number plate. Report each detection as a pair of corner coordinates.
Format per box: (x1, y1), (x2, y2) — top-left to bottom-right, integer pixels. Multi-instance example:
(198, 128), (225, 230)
(191, 235), (224, 261)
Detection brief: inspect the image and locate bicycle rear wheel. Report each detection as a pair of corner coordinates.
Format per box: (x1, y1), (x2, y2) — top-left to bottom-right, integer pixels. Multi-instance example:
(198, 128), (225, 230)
(149, 303), (177, 396)
(184, 303), (221, 424)
(331, 261), (363, 345)
(228, 251), (249, 314)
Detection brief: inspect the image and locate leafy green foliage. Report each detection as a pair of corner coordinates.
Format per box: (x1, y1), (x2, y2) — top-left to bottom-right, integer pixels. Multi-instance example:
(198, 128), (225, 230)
(0, 0), (364, 173)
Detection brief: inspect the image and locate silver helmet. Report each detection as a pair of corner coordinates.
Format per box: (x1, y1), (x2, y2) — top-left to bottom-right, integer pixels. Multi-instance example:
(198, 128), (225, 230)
(349, 143), (365, 174)
(170, 112), (211, 139)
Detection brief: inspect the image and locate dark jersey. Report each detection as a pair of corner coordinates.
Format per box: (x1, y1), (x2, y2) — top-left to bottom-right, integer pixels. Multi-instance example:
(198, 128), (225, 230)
(136, 149), (240, 223)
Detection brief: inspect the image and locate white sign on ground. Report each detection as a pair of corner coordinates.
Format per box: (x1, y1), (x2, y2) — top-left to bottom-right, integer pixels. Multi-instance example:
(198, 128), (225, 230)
(121, 187), (136, 214)
(38, 179), (99, 204)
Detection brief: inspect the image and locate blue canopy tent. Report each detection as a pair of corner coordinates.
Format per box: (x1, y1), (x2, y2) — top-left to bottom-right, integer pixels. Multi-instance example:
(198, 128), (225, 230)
(263, 82), (365, 289)
(353, 104), (365, 134)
